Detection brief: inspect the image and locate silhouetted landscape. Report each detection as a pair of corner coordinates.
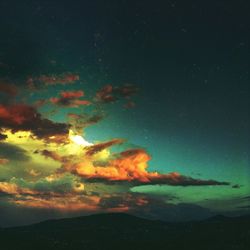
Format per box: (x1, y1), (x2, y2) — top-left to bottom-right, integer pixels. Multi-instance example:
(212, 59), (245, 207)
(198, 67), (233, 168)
(1, 213), (249, 250)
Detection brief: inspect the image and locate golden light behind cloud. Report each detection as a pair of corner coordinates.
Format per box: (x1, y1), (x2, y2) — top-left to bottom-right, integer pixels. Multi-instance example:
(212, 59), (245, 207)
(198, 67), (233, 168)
(69, 130), (93, 147)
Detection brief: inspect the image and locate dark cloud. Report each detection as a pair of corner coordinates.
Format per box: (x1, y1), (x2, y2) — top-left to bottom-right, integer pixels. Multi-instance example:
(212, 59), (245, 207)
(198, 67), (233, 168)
(85, 139), (125, 156)
(0, 104), (70, 143)
(38, 149), (69, 163)
(84, 174), (230, 187)
(232, 184), (241, 189)
(68, 113), (104, 132)
(0, 142), (30, 161)
(0, 133), (7, 141)
(138, 173), (230, 187)
(39, 150), (63, 162)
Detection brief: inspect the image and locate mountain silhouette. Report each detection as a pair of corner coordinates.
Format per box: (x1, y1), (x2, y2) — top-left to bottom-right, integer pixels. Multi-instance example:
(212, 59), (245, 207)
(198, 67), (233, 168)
(1, 213), (249, 250)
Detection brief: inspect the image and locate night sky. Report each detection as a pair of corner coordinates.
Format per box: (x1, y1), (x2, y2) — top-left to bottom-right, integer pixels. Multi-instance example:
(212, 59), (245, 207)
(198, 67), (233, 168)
(0, 0), (249, 227)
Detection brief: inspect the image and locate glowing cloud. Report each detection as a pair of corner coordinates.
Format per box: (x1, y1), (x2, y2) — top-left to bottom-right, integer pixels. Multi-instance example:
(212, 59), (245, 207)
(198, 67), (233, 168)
(69, 130), (93, 147)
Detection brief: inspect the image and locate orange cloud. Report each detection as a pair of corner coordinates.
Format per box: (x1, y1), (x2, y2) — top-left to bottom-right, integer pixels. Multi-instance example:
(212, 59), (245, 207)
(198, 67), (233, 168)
(13, 194), (100, 211)
(50, 90), (91, 107)
(95, 84), (116, 103)
(73, 149), (229, 186)
(0, 182), (38, 195)
(61, 90), (84, 98)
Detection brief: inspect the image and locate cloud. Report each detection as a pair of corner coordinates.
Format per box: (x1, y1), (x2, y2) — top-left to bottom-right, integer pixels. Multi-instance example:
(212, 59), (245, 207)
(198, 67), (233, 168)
(0, 142), (30, 161)
(115, 84), (139, 98)
(0, 78), (231, 221)
(37, 73), (79, 85)
(13, 194), (100, 211)
(50, 90), (91, 107)
(0, 174), (83, 195)
(0, 104), (70, 143)
(61, 90), (84, 99)
(0, 174), (98, 212)
(85, 139), (125, 156)
(0, 133), (7, 141)
(39, 150), (64, 162)
(68, 113), (104, 132)
(27, 174), (85, 194)
(98, 193), (214, 221)
(95, 84), (117, 103)
(73, 149), (229, 186)
(98, 193), (154, 213)
(0, 82), (18, 96)
(95, 84), (139, 104)
(38, 149), (70, 163)
(0, 182), (37, 195)
(0, 158), (9, 165)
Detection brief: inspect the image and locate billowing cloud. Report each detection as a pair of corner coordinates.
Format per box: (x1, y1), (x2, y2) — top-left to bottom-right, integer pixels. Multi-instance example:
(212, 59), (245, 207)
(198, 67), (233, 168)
(72, 149), (229, 186)
(0, 174), (97, 212)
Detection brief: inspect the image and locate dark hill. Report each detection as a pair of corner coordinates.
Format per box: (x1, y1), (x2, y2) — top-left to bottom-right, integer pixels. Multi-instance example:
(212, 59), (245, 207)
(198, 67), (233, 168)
(1, 213), (249, 250)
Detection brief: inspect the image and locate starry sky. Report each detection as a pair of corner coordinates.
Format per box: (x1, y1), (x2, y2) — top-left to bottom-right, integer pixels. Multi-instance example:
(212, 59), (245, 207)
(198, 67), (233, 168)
(0, 0), (249, 226)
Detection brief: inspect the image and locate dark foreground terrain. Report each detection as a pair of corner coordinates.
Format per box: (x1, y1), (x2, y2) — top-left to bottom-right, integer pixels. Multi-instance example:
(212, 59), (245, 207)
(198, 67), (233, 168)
(0, 213), (249, 250)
